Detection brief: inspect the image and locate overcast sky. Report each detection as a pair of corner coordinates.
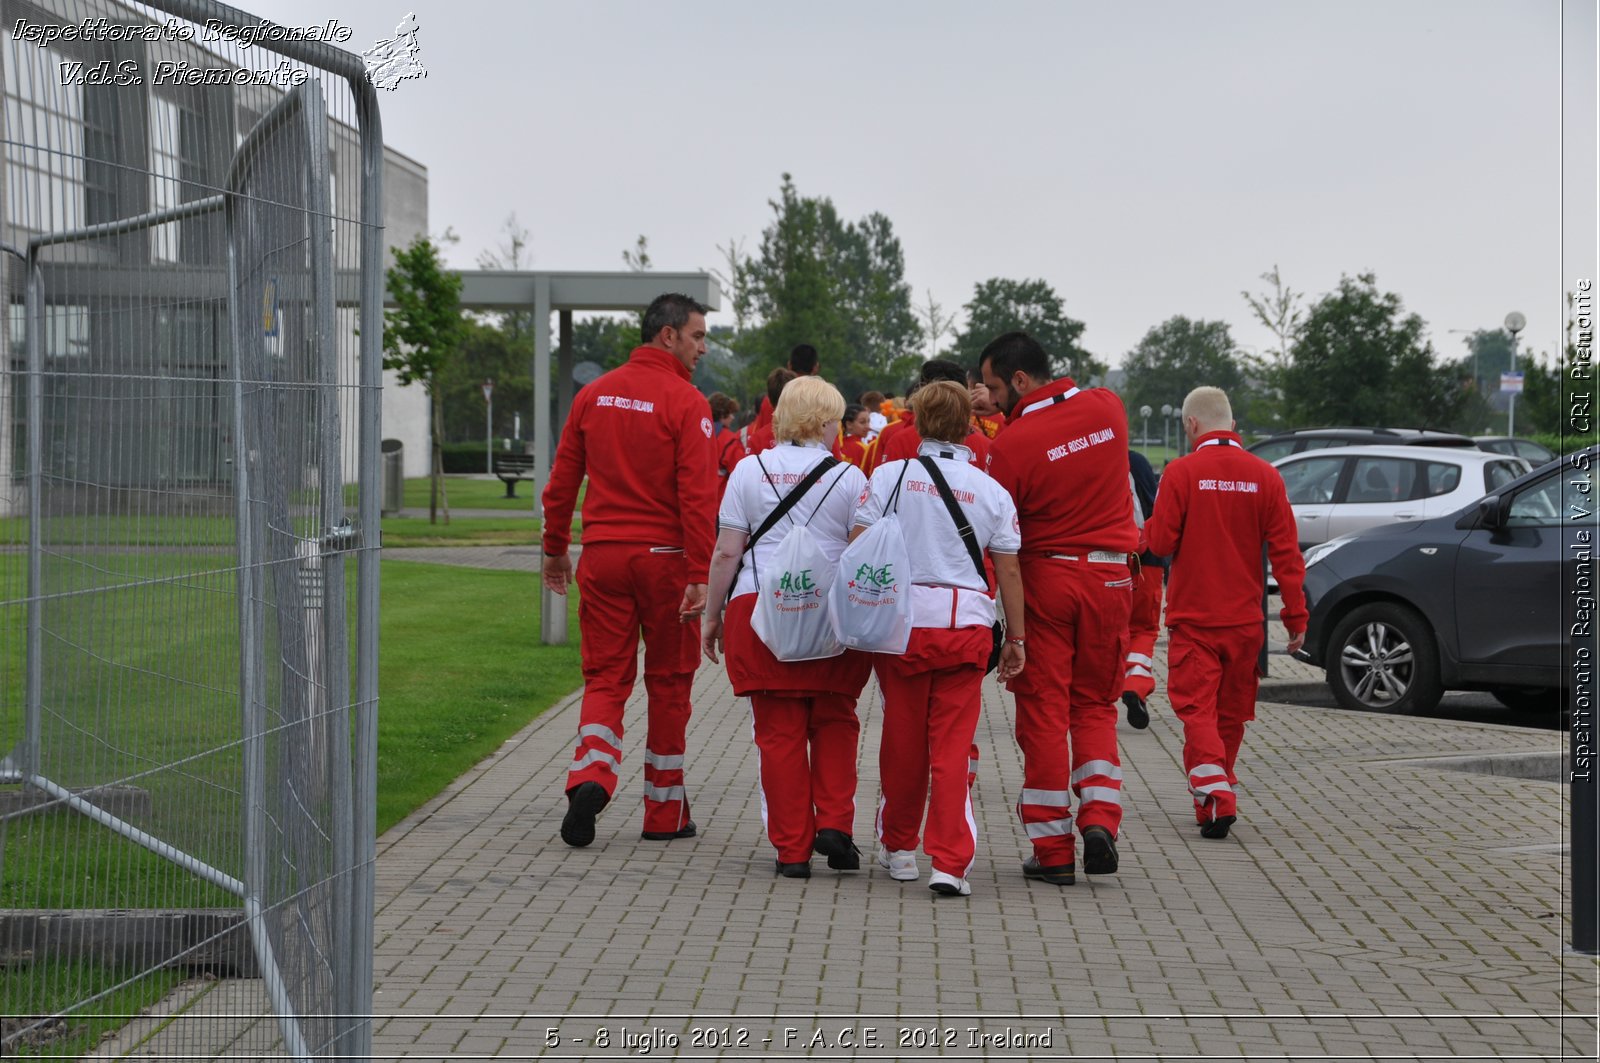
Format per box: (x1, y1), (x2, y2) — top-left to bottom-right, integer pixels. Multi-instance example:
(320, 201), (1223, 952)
(256, 0), (1596, 372)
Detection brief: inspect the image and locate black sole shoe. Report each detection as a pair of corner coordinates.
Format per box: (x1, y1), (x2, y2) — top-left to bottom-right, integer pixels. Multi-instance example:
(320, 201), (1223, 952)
(641, 820), (697, 841)
(775, 859), (812, 879)
(560, 782), (609, 848)
(1021, 855), (1076, 885)
(1082, 825), (1119, 875)
(1122, 691), (1150, 730)
(812, 828), (861, 870)
(1200, 815), (1236, 840)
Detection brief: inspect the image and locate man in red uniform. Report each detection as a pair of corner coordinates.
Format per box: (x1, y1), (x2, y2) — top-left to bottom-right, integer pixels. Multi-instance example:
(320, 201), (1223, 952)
(1144, 386), (1306, 840)
(742, 367), (795, 456)
(981, 332), (1138, 885)
(709, 392), (745, 506)
(543, 293), (717, 848)
(748, 343), (819, 434)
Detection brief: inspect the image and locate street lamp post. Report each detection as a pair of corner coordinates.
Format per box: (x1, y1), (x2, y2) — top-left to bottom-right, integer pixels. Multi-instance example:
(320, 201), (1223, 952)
(1161, 404), (1173, 453)
(1139, 405), (1152, 449)
(1504, 312), (1525, 437)
(482, 378), (495, 474)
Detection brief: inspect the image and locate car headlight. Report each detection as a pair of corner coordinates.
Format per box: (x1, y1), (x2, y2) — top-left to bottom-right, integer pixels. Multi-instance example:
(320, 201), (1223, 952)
(1304, 536), (1354, 570)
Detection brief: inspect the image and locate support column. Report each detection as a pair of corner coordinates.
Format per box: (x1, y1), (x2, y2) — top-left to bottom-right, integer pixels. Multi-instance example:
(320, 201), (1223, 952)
(533, 279), (567, 644)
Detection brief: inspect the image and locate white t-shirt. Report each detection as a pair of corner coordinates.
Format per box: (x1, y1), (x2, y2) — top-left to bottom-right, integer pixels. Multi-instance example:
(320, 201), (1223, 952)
(719, 441), (867, 600)
(854, 441), (1021, 627)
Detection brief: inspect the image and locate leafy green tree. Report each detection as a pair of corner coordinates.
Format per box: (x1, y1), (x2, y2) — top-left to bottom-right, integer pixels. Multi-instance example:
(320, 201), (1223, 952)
(948, 277), (1097, 379)
(383, 234), (469, 523)
(1283, 273), (1468, 430)
(438, 317), (532, 446)
(1120, 316), (1253, 430)
(744, 174), (921, 400)
(573, 314), (641, 372)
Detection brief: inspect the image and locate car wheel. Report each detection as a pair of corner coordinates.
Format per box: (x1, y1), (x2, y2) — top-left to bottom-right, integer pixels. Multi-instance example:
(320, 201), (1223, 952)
(1326, 602), (1443, 715)
(1491, 687), (1563, 713)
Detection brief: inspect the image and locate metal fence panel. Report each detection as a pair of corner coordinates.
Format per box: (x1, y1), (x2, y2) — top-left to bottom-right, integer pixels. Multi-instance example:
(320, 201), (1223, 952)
(0, 1), (381, 1058)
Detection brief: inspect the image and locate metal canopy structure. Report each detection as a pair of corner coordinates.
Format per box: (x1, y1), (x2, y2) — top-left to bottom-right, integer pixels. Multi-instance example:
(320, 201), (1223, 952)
(454, 269), (721, 491)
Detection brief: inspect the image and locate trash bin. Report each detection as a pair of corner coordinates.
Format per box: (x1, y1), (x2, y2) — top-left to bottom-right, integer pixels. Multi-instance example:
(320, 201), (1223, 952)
(381, 438), (404, 515)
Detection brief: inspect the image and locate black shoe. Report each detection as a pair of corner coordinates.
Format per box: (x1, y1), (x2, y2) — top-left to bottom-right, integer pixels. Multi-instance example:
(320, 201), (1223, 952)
(812, 828), (861, 870)
(1082, 825), (1119, 875)
(641, 820), (697, 841)
(1200, 815), (1236, 840)
(775, 859), (812, 879)
(1122, 691), (1150, 730)
(1021, 855), (1076, 885)
(560, 782), (609, 848)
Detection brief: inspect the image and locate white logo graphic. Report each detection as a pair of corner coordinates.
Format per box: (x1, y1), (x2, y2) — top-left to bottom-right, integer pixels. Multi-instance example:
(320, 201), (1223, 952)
(363, 12), (426, 90)
(700, 417), (714, 438)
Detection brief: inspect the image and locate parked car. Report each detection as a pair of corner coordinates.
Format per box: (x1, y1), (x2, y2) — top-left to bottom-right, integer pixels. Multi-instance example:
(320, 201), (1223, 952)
(1294, 448), (1586, 715)
(1474, 435), (1558, 465)
(1274, 444), (1530, 549)
(1247, 427), (1476, 463)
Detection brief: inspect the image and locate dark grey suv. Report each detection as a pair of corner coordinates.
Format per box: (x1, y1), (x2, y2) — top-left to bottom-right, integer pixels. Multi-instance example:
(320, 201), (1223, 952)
(1296, 447), (1591, 714)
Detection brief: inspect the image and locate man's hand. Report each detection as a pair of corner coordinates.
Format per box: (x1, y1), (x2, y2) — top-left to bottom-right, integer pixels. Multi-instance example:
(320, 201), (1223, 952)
(970, 382), (998, 418)
(542, 551), (573, 595)
(701, 613), (724, 663)
(998, 642), (1026, 684)
(1286, 629), (1306, 656)
(679, 583), (708, 623)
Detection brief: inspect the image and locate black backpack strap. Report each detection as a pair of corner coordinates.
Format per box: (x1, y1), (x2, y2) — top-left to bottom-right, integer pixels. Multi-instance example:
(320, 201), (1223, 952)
(746, 455), (840, 553)
(919, 455), (986, 582)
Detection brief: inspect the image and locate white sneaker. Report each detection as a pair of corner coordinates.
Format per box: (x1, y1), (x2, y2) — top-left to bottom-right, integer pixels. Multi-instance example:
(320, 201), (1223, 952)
(928, 870), (971, 896)
(876, 846), (919, 881)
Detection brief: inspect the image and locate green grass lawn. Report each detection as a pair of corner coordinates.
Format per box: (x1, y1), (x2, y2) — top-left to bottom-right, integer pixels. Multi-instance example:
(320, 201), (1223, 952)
(1, 961), (184, 1058)
(380, 515), (544, 548)
(402, 475), (539, 512)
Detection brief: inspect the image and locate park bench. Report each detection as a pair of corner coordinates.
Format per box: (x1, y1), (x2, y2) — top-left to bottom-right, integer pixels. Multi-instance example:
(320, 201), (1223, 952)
(492, 452), (537, 498)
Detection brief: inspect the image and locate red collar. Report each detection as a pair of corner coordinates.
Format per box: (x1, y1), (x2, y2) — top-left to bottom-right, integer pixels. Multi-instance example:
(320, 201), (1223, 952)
(1012, 376), (1079, 418)
(628, 345), (692, 382)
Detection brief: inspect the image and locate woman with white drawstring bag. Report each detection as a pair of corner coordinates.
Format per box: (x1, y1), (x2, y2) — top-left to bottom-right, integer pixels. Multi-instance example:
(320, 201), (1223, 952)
(702, 376), (871, 881)
(845, 380), (1027, 898)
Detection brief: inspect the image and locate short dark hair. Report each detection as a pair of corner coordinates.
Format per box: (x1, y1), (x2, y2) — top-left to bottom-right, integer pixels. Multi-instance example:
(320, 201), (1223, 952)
(766, 367), (798, 407)
(919, 358), (968, 387)
(979, 331), (1053, 383)
(641, 293), (709, 345)
(788, 343), (820, 375)
(843, 403), (865, 424)
(859, 390), (886, 408)
(709, 392), (740, 421)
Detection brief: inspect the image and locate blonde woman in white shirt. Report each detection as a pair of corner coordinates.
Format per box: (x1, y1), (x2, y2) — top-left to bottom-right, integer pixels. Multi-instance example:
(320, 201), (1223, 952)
(703, 377), (872, 880)
(851, 381), (1027, 897)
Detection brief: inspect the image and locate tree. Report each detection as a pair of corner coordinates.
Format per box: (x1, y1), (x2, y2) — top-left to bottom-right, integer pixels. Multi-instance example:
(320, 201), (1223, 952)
(1241, 264), (1304, 372)
(914, 289), (957, 360)
(1120, 316), (1250, 431)
(383, 234), (468, 523)
(947, 277), (1098, 379)
(476, 214), (534, 341)
(621, 234), (651, 272)
(438, 317), (531, 446)
(1282, 273), (1467, 430)
(744, 174), (921, 400)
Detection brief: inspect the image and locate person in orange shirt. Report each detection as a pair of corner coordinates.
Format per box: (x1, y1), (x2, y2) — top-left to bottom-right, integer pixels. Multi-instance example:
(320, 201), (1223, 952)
(833, 403), (872, 466)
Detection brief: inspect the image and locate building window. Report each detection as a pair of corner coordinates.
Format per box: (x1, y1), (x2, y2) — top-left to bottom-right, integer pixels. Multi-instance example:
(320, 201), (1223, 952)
(3, 27), (86, 233)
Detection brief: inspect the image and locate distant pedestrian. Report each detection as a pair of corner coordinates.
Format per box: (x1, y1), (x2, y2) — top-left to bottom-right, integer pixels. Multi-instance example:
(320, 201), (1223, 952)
(1143, 386), (1306, 840)
(853, 381), (1027, 898)
(750, 343), (821, 434)
(543, 293), (716, 848)
(980, 331), (1138, 885)
(710, 392), (745, 506)
(743, 368), (796, 456)
(1120, 448), (1167, 729)
(834, 403), (872, 467)
(702, 377), (872, 879)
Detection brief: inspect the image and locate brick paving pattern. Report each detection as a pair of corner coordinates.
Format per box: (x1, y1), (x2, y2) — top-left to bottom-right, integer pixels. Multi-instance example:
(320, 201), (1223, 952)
(365, 549), (1598, 1060)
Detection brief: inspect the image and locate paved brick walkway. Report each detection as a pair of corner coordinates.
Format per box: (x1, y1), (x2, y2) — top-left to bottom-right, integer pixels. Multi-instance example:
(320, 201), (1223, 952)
(365, 551), (1597, 1060)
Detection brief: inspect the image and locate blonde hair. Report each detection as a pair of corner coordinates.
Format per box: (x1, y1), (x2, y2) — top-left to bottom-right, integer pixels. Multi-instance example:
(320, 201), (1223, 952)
(913, 380), (972, 444)
(773, 375), (846, 444)
(1182, 386), (1233, 434)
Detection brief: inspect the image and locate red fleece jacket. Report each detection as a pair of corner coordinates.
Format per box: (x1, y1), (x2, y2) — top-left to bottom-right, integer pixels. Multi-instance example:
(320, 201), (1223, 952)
(541, 346), (717, 581)
(1144, 430), (1308, 631)
(984, 378), (1139, 558)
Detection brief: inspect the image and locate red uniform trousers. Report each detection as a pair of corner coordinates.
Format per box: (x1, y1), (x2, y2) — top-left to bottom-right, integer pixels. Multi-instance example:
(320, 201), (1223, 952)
(1122, 565), (1164, 701)
(1010, 555), (1132, 865)
(1166, 622), (1262, 824)
(874, 626), (991, 878)
(565, 542), (699, 835)
(723, 593), (871, 864)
